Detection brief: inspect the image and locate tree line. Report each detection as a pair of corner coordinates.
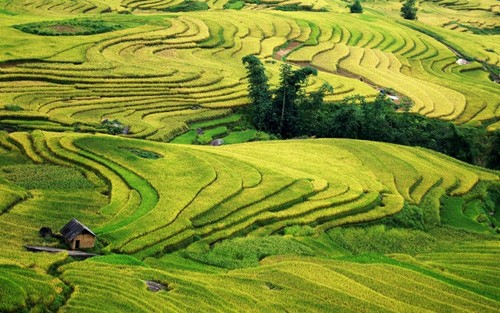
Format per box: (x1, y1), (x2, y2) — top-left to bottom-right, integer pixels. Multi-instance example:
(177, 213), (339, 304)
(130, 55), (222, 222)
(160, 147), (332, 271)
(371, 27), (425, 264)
(242, 55), (499, 169)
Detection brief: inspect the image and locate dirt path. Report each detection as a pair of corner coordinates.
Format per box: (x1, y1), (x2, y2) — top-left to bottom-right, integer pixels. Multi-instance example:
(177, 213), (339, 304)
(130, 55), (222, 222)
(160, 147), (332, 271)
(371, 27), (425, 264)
(273, 43), (379, 89)
(287, 59), (382, 91)
(274, 41), (302, 61)
(25, 245), (97, 258)
(406, 25), (499, 83)
(273, 43), (410, 101)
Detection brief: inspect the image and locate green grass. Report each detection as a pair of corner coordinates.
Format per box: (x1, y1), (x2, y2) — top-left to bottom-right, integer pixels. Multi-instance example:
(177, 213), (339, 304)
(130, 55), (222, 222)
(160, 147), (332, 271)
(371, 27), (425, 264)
(122, 148), (163, 160)
(222, 129), (257, 144)
(1, 164), (95, 189)
(13, 19), (131, 36)
(328, 225), (438, 255)
(440, 195), (495, 233)
(183, 236), (314, 269)
(223, 0), (245, 10)
(0, 264), (64, 312)
(89, 254), (147, 267)
(189, 114), (241, 130)
(170, 130), (197, 144)
(162, 0), (209, 12)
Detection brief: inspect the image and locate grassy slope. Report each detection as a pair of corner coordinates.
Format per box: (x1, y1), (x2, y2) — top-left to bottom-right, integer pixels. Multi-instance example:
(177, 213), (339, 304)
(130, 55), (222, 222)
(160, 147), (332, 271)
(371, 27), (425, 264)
(0, 0), (499, 311)
(0, 0), (498, 136)
(0, 131), (498, 311)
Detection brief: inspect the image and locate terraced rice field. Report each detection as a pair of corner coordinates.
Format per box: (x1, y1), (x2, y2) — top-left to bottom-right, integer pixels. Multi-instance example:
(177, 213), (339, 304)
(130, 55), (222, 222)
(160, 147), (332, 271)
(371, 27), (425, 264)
(0, 0), (499, 311)
(1, 0), (499, 137)
(0, 129), (499, 310)
(56, 252), (500, 312)
(3, 131), (497, 255)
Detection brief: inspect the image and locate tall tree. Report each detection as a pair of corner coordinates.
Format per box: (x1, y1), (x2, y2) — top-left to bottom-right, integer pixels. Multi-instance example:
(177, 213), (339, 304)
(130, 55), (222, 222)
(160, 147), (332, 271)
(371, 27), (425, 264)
(242, 55), (274, 131)
(273, 64), (317, 136)
(349, 0), (363, 13)
(401, 0), (418, 20)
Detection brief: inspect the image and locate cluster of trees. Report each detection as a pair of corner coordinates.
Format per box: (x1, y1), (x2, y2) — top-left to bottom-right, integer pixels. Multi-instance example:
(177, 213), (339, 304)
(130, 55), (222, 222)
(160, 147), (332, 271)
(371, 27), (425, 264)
(242, 55), (499, 169)
(348, 0), (418, 20)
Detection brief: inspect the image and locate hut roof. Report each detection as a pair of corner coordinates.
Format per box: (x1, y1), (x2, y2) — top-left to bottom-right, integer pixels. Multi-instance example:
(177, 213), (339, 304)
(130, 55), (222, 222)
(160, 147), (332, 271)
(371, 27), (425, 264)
(60, 218), (95, 241)
(211, 139), (224, 146)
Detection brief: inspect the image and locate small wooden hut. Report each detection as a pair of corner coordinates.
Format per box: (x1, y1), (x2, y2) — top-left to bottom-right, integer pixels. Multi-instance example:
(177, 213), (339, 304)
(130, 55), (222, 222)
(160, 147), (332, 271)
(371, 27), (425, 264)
(60, 218), (96, 250)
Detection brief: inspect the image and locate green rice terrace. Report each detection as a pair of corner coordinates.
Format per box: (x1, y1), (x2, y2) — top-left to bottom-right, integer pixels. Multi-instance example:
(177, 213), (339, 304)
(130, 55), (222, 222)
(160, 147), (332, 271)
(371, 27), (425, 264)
(0, 0), (499, 312)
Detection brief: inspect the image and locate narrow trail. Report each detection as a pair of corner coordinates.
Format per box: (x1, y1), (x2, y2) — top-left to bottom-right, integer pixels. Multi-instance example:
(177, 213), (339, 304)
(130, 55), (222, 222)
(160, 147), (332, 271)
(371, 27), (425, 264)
(273, 42), (380, 89)
(401, 24), (500, 83)
(272, 43), (409, 100)
(25, 246), (97, 258)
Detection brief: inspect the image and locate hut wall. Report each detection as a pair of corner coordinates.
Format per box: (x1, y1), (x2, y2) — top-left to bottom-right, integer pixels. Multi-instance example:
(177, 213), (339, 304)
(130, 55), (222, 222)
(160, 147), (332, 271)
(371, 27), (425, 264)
(71, 234), (95, 249)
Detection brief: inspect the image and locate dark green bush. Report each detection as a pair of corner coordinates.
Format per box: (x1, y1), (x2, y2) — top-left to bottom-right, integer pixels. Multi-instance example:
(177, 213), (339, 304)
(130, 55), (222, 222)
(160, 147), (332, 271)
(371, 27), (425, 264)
(195, 133), (213, 145)
(349, 0), (363, 13)
(163, 0), (209, 12)
(13, 19), (126, 36)
(223, 0), (245, 9)
(382, 202), (425, 230)
(401, 0), (418, 20)
(123, 148), (163, 159)
(4, 104), (23, 111)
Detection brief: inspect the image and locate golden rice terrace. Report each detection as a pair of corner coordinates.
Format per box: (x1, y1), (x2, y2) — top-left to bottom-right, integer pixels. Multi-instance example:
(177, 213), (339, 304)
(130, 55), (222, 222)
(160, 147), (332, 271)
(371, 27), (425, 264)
(0, 0), (498, 312)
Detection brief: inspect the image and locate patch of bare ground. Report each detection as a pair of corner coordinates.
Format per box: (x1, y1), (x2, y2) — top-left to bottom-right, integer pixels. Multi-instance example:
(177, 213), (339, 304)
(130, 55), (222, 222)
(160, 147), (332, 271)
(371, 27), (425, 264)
(146, 280), (169, 292)
(156, 49), (178, 58)
(274, 41), (302, 60)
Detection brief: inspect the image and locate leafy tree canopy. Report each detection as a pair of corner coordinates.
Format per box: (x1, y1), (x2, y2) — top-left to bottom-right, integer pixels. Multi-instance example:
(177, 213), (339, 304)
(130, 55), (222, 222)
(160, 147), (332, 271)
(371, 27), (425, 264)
(401, 0), (418, 20)
(349, 0), (363, 13)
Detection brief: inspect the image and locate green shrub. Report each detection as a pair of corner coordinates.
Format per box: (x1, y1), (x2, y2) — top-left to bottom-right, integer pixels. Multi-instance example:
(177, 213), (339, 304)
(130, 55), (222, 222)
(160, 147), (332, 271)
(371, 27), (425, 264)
(163, 0), (209, 12)
(223, 0), (245, 9)
(4, 104), (23, 111)
(255, 131), (271, 141)
(349, 0), (363, 13)
(13, 19), (127, 36)
(382, 202), (425, 230)
(195, 133), (213, 145)
(122, 148), (162, 159)
(401, 0), (418, 20)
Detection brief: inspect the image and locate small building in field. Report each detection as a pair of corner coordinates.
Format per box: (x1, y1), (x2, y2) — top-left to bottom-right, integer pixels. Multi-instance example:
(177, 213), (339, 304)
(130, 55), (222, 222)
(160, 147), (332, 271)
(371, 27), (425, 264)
(456, 58), (470, 65)
(60, 218), (96, 250)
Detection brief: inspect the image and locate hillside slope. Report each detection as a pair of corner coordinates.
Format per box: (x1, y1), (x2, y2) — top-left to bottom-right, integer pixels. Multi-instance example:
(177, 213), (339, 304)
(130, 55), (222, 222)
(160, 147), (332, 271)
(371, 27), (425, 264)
(1, 0), (498, 136)
(0, 132), (498, 311)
